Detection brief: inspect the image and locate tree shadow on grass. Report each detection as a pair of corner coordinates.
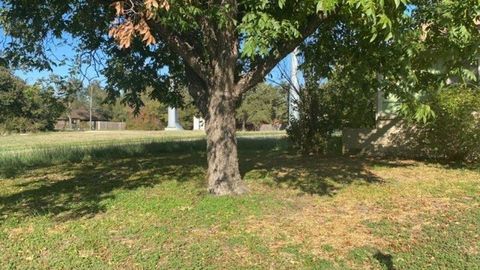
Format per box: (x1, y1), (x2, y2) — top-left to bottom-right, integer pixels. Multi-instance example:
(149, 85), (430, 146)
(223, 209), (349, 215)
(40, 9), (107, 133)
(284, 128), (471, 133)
(0, 153), (207, 222)
(240, 151), (385, 196)
(0, 138), (404, 222)
(373, 251), (395, 270)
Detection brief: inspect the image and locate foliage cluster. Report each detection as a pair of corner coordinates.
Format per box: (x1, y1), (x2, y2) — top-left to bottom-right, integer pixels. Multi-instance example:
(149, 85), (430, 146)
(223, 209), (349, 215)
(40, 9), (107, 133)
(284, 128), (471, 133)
(292, 0), (480, 159)
(286, 81), (370, 155)
(0, 68), (64, 133)
(0, 0), (405, 114)
(412, 86), (480, 161)
(236, 83), (288, 130)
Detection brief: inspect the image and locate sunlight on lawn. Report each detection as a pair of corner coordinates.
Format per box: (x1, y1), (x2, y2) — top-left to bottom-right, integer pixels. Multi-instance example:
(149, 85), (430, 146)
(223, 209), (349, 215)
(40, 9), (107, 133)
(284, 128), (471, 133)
(0, 136), (479, 269)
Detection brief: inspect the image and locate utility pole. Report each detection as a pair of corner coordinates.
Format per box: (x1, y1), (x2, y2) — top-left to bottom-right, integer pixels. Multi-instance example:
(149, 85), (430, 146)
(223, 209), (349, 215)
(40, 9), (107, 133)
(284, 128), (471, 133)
(89, 84), (93, 130)
(289, 47), (300, 125)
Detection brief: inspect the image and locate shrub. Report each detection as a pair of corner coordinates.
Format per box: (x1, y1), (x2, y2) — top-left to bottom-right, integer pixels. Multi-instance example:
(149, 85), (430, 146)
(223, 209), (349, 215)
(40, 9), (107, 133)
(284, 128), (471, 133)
(414, 86), (480, 162)
(287, 88), (327, 154)
(287, 83), (375, 155)
(287, 86), (346, 155)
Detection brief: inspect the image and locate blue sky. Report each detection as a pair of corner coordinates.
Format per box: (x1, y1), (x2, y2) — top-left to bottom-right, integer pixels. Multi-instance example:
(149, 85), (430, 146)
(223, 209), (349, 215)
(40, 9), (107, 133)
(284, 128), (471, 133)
(12, 35), (105, 84)
(10, 35), (300, 88)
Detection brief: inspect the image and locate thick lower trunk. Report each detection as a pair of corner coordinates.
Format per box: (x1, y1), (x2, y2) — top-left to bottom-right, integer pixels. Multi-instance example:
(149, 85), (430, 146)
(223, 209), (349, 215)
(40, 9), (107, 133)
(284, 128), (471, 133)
(205, 91), (247, 195)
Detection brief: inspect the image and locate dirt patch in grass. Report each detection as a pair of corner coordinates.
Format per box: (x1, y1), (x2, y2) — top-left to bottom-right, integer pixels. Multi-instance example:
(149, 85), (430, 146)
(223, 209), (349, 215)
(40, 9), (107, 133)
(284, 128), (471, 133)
(235, 160), (479, 266)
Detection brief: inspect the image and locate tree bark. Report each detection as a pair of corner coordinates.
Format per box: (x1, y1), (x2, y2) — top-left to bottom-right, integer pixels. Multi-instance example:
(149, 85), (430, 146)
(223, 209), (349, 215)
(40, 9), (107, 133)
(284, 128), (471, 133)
(205, 82), (247, 196)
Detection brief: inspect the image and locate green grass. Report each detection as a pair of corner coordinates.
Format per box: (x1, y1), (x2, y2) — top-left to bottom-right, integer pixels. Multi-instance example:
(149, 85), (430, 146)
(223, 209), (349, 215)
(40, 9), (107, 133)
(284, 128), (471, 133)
(1, 131), (479, 269)
(0, 130), (287, 178)
(0, 130), (285, 153)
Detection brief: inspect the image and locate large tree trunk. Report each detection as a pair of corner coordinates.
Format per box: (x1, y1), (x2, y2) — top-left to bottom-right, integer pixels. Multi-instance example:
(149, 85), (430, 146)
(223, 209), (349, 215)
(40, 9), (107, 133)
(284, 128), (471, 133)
(205, 83), (247, 196)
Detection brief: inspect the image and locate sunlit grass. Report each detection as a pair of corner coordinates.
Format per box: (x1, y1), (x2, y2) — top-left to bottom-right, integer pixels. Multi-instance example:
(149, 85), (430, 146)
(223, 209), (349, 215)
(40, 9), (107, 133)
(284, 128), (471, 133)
(0, 131), (287, 178)
(0, 133), (479, 269)
(0, 130), (285, 153)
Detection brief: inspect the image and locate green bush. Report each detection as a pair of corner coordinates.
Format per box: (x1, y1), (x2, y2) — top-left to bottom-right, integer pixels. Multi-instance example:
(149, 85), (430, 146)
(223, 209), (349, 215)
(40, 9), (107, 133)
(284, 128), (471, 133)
(287, 83), (374, 155)
(416, 86), (480, 161)
(4, 117), (33, 133)
(287, 88), (326, 154)
(287, 87), (344, 155)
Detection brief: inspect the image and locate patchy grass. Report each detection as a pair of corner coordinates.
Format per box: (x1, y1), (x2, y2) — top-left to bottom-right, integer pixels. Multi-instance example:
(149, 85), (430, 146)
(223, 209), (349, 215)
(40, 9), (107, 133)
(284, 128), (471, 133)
(0, 134), (479, 269)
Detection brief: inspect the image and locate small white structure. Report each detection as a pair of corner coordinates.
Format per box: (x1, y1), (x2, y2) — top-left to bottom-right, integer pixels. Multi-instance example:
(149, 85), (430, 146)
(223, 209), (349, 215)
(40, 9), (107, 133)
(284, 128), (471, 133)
(165, 107), (184, 131)
(193, 116), (205, 130)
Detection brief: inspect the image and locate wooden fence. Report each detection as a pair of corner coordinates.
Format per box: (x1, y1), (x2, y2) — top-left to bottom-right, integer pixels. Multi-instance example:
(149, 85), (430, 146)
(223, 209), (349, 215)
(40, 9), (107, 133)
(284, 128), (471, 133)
(95, 121), (126, 131)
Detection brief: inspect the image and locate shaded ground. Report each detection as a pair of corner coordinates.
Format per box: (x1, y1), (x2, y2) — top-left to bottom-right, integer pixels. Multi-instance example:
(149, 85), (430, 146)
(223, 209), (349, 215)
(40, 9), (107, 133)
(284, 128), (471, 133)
(0, 139), (479, 269)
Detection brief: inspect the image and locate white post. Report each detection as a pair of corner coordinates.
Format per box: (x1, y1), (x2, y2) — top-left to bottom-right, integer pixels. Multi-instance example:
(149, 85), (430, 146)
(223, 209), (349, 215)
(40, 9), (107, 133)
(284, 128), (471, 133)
(193, 116), (205, 130)
(89, 85), (93, 130)
(289, 47), (300, 124)
(376, 73), (384, 123)
(477, 57), (480, 84)
(166, 107), (184, 131)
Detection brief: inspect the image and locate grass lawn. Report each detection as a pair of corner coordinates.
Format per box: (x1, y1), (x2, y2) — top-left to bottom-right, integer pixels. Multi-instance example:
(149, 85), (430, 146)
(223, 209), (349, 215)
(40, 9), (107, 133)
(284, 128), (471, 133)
(0, 130), (285, 153)
(0, 131), (479, 269)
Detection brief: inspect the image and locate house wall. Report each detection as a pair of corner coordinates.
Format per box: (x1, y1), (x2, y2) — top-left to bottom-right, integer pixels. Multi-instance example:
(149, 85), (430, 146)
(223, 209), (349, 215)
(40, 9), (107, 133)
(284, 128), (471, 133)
(343, 91), (419, 156)
(342, 117), (419, 157)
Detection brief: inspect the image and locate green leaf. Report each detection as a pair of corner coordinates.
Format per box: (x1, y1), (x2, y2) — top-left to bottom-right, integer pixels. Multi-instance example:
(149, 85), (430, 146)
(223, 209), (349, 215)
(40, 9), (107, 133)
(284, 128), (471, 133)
(316, 0), (338, 13)
(384, 32), (393, 41)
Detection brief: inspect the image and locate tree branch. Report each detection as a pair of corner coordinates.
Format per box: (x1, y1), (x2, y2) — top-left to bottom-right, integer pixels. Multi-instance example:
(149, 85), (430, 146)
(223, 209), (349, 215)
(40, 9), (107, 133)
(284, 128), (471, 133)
(235, 14), (325, 96)
(153, 24), (210, 84)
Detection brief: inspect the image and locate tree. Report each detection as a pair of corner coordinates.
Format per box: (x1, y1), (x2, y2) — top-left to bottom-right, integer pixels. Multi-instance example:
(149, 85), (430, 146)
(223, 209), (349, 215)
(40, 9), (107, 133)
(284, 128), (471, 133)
(87, 80), (126, 122)
(236, 83), (287, 130)
(125, 90), (168, 130)
(43, 75), (84, 129)
(0, 67), (26, 124)
(302, 0), (480, 120)
(0, 0), (402, 195)
(0, 67), (64, 133)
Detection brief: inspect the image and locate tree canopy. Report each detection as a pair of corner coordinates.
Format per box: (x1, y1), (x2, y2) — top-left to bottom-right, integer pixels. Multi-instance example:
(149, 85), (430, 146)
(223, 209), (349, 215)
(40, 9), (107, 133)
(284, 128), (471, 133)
(0, 67), (64, 133)
(236, 83), (287, 130)
(0, 0), (440, 195)
(0, 0), (400, 109)
(302, 0), (480, 119)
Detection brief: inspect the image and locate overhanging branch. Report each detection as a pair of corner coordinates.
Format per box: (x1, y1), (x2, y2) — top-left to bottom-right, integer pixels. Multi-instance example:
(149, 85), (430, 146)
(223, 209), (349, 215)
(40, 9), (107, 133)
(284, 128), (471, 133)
(235, 14), (325, 96)
(153, 24), (210, 84)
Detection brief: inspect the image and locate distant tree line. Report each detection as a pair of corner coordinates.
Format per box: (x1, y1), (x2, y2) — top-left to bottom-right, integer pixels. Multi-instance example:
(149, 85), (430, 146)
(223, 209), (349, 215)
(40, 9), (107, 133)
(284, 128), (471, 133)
(124, 82), (287, 131)
(0, 67), (287, 133)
